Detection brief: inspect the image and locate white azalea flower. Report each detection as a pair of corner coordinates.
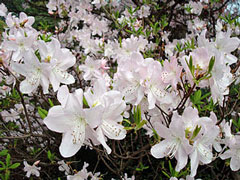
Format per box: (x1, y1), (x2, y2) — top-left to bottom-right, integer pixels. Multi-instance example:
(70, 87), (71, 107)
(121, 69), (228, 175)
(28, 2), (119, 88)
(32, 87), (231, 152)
(23, 160), (41, 178)
(3, 29), (36, 62)
(44, 85), (100, 157)
(38, 38), (76, 91)
(12, 51), (50, 94)
(84, 79), (126, 154)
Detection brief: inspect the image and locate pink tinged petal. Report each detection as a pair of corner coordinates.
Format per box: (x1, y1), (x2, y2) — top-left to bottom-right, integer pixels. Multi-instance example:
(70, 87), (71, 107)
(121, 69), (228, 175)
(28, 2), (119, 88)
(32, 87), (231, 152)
(83, 70), (92, 80)
(135, 87), (144, 105)
(123, 83), (138, 102)
(19, 12), (27, 20)
(3, 41), (18, 51)
(40, 74), (49, 94)
(43, 106), (72, 133)
(155, 123), (170, 139)
(38, 40), (48, 59)
(230, 157), (240, 171)
(96, 127), (112, 154)
(213, 141), (222, 152)
(51, 38), (61, 52)
(148, 91), (156, 109)
(59, 131), (82, 158)
(197, 143), (212, 164)
(11, 63), (28, 76)
(49, 72), (60, 92)
(151, 86), (166, 101)
(65, 93), (83, 114)
(175, 146), (188, 172)
(182, 107), (199, 122)
(219, 149), (232, 160)
(84, 89), (94, 107)
(27, 16), (35, 26)
(57, 49), (76, 69)
(225, 54), (237, 64)
(26, 171), (31, 178)
(84, 106), (103, 128)
(170, 116), (185, 138)
(74, 88), (83, 108)
(24, 51), (40, 66)
(57, 85), (69, 107)
(12, 49), (22, 61)
(85, 126), (99, 145)
(131, 52), (144, 64)
(221, 37), (240, 53)
(190, 149), (199, 177)
(151, 140), (172, 159)
(20, 76), (40, 94)
(53, 67), (75, 85)
(102, 120), (126, 140)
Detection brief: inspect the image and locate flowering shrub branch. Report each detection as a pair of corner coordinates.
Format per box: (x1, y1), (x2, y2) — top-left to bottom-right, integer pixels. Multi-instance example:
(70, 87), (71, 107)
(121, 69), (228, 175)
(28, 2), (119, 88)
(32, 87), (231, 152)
(0, 0), (240, 179)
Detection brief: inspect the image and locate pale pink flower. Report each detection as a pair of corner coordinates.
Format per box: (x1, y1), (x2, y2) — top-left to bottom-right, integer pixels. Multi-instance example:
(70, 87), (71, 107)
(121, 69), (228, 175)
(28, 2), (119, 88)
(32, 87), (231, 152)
(38, 38), (76, 91)
(23, 160), (41, 178)
(12, 51), (50, 94)
(0, 3), (7, 17)
(161, 56), (182, 90)
(151, 112), (192, 172)
(84, 79), (126, 154)
(44, 86), (100, 157)
(138, 5), (150, 18)
(220, 137), (240, 171)
(3, 29), (37, 62)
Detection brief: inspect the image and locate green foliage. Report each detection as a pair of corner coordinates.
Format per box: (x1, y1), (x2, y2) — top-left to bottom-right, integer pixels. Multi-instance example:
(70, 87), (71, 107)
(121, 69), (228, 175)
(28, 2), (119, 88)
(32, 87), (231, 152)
(232, 117), (240, 132)
(175, 38), (196, 52)
(0, 150), (20, 180)
(190, 89), (215, 113)
(162, 160), (189, 179)
(124, 105), (147, 132)
(47, 150), (56, 163)
(136, 162), (149, 171)
(185, 56), (215, 85)
(38, 107), (48, 119)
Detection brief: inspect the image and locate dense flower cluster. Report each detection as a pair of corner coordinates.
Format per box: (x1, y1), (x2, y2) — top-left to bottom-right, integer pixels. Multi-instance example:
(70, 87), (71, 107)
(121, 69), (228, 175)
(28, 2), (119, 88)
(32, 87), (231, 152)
(0, 0), (240, 179)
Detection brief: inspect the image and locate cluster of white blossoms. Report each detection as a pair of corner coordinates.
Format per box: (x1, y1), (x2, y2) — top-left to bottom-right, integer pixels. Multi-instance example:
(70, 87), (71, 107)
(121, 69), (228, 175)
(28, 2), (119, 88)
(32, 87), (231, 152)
(0, 0), (240, 179)
(44, 79), (126, 157)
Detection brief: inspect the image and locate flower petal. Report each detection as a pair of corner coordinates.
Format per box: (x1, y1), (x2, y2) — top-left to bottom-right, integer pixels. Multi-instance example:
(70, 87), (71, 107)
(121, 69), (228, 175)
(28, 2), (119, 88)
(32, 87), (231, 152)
(59, 131), (82, 158)
(151, 140), (171, 159)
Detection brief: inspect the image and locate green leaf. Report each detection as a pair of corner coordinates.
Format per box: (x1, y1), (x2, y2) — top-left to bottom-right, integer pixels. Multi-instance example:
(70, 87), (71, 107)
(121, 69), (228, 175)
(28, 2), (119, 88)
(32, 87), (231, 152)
(191, 125), (202, 140)
(47, 150), (55, 162)
(47, 150), (52, 160)
(152, 128), (160, 141)
(0, 150), (8, 156)
(135, 120), (147, 131)
(6, 154), (10, 167)
(162, 170), (170, 178)
(189, 56), (194, 75)
(83, 96), (89, 108)
(123, 119), (131, 125)
(48, 99), (54, 107)
(133, 105), (141, 125)
(168, 160), (174, 176)
(38, 107), (48, 119)
(208, 56), (215, 73)
(185, 56), (195, 77)
(124, 127), (134, 130)
(0, 161), (6, 170)
(5, 169), (10, 180)
(193, 90), (202, 103)
(9, 163), (20, 169)
(125, 29), (133, 34)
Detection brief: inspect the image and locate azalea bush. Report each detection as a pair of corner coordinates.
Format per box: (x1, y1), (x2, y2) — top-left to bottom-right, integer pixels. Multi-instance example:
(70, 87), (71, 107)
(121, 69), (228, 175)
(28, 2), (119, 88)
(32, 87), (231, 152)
(0, 0), (240, 179)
